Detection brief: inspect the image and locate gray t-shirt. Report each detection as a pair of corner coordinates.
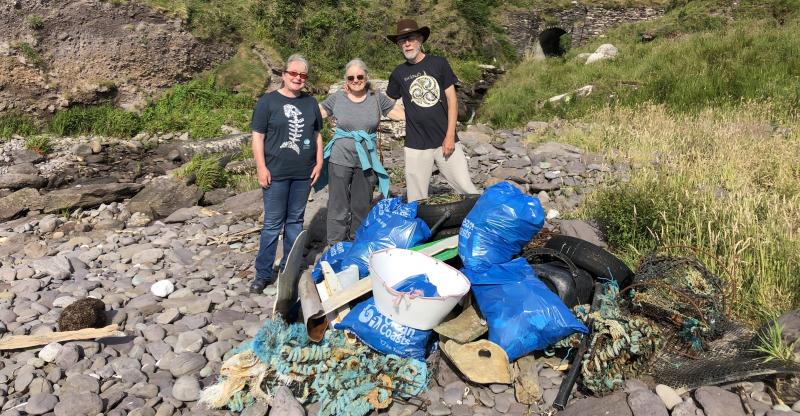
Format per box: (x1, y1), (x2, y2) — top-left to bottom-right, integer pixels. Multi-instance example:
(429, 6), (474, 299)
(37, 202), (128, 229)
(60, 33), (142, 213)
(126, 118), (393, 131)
(320, 90), (395, 167)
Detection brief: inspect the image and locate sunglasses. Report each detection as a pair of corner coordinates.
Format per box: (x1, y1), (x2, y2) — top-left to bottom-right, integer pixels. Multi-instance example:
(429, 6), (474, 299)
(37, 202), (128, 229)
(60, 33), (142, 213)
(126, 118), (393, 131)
(396, 35), (420, 45)
(284, 70), (308, 80)
(346, 74), (365, 82)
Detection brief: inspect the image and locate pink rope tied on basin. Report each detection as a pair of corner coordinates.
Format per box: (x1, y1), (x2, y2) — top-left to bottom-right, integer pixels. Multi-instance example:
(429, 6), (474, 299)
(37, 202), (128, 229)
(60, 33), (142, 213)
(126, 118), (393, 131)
(391, 289), (426, 308)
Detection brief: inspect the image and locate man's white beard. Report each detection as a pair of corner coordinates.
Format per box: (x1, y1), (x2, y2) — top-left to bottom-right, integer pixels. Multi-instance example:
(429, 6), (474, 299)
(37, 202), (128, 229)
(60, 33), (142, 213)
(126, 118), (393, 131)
(404, 46), (421, 62)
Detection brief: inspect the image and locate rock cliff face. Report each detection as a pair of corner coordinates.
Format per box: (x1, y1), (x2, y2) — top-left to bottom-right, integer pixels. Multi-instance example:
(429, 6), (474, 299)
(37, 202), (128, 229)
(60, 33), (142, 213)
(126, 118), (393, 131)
(0, 0), (232, 116)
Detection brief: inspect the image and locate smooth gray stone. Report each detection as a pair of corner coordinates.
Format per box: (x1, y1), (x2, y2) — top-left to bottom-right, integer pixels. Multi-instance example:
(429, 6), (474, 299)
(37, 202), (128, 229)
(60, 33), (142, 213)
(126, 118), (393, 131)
(558, 392), (633, 416)
(628, 389), (668, 416)
(53, 392), (104, 416)
(169, 352), (207, 377)
(270, 385), (306, 416)
(695, 386), (746, 416)
(672, 398), (706, 416)
(171, 375), (201, 402)
(25, 393), (58, 415)
(60, 373), (100, 394)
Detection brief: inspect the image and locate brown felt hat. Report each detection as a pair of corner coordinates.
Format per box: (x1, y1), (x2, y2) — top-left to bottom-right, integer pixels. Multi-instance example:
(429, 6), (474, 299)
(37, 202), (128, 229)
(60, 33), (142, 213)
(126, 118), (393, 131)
(386, 19), (430, 43)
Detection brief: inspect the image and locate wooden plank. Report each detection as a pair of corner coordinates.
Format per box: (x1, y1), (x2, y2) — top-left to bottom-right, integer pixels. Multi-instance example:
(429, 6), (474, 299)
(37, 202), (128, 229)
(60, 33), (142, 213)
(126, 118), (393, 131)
(0, 324), (122, 350)
(321, 261), (351, 325)
(321, 277), (374, 315)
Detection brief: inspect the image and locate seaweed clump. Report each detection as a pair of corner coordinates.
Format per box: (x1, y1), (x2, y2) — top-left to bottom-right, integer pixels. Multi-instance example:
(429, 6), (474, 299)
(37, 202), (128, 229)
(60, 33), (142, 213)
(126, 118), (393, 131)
(57, 298), (106, 331)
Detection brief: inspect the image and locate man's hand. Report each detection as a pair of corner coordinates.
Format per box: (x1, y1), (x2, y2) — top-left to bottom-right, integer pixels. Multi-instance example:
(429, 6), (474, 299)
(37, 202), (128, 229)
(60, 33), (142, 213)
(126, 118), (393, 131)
(310, 164), (322, 186)
(442, 134), (456, 158)
(257, 166), (271, 188)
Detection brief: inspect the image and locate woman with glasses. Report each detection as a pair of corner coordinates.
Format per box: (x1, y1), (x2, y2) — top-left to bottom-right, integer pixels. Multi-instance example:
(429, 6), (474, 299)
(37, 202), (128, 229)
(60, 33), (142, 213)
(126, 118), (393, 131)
(249, 54), (323, 294)
(315, 58), (405, 245)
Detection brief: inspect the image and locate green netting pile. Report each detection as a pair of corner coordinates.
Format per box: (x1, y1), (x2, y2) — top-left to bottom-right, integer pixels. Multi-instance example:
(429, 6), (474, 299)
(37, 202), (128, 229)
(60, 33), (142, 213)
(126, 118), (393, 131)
(200, 318), (428, 416)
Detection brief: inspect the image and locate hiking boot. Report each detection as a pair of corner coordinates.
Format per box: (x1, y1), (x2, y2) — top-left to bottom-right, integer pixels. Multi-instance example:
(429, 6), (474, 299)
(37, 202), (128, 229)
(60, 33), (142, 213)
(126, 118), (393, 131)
(249, 278), (270, 294)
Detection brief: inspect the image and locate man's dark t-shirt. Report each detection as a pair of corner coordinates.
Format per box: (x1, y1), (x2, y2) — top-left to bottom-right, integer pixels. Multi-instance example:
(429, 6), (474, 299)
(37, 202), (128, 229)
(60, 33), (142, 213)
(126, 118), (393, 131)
(250, 91), (322, 180)
(387, 55), (458, 150)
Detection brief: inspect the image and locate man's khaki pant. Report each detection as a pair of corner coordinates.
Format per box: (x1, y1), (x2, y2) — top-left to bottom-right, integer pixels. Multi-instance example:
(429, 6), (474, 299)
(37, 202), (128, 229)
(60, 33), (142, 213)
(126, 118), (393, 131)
(404, 143), (479, 202)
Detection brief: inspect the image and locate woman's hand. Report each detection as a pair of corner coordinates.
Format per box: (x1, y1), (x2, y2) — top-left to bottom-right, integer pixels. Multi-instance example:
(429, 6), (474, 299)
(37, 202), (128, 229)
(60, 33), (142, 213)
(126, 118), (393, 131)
(257, 166), (271, 188)
(310, 164), (322, 186)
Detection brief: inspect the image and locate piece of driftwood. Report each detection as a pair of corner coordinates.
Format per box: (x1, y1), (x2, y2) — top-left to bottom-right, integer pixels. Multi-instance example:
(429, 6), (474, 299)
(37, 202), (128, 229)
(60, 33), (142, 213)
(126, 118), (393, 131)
(0, 324), (123, 350)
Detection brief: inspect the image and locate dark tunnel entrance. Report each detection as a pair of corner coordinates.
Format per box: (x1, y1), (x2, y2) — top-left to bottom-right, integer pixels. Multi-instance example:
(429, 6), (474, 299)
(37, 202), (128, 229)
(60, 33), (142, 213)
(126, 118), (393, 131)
(539, 27), (568, 57)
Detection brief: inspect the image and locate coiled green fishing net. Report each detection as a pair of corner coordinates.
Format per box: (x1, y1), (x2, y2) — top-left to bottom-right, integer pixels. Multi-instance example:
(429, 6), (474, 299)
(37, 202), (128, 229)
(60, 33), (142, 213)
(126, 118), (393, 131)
(200, 319), (428, 416)
(554, 281), (662, 395)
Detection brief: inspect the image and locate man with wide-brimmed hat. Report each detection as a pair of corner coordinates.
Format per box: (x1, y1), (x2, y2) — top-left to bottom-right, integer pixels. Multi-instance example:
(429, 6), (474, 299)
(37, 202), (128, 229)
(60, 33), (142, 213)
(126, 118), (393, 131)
(386, 19), (478, 202)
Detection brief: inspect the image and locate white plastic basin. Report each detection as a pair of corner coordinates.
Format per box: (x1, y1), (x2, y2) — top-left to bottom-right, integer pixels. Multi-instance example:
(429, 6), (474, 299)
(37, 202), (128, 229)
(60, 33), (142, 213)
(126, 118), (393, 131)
(369, 248), (471, 330)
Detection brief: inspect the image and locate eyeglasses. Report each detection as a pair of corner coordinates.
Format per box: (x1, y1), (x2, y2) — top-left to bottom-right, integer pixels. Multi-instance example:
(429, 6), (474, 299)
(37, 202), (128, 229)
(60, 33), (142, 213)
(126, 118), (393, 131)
(284, 70), (308, 80)
(346, 74), (365, 82)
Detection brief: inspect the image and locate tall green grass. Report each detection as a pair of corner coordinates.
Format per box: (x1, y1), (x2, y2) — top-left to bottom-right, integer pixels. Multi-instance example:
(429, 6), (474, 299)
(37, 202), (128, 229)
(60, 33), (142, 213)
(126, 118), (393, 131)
(0, 113), (39, 139)
(480, 16), (800, 126)
(43, 76), (253, 139)
(557, 104), (800, 322)
(50, 106), (141, 137)
(140, 76), (252, 138)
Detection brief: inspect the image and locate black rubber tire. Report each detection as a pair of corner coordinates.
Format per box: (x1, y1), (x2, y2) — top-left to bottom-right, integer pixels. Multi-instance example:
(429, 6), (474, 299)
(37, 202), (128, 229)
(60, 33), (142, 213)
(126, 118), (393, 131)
(533, 262), (581, 308)
(429, 226), (460, 242)
(523, 247), (594, 307)
(544, 235), (634, 288)
(416, 194), (480, 230)
(534, 262), (594, 307)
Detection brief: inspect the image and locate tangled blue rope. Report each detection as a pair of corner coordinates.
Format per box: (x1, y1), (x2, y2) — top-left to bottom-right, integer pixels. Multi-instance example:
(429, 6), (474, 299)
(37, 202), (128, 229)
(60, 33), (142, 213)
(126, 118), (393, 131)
(225, 319), (428, 416)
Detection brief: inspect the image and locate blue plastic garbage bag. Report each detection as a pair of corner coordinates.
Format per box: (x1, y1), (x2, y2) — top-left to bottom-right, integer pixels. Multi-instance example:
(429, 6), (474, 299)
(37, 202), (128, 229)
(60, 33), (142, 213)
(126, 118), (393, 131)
(340, 197), (431, 276)
(335, 298), (434, 360)
(459, 181), (545, 272)
(392, 273), (438, 297)
(311, 241), (354, 284)
(355, 197), (418, 241)
(463, 258), (587, 361)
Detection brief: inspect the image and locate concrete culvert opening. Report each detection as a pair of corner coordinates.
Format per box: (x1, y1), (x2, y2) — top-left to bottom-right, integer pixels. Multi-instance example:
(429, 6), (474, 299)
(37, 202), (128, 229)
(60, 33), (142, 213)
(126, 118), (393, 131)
(539, 27), (569, 57)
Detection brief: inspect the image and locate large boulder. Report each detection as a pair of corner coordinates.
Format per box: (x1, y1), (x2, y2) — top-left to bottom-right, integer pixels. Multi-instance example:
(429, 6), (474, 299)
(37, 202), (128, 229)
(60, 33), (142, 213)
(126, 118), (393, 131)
(586, 43), (619, 64)
(11, 148), (45, 164)
(0, 173), (47, 190)
(43, 183), (143, 214)
(127, 176), (203, 219)
(529, 142), (583, 161)
(0, 188), (44, 221)
(219, 189), (262, 220)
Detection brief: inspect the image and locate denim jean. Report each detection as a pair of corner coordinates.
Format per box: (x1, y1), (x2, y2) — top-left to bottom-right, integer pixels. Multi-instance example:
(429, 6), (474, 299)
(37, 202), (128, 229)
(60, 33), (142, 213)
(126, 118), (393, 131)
(254, 178), (311, 282)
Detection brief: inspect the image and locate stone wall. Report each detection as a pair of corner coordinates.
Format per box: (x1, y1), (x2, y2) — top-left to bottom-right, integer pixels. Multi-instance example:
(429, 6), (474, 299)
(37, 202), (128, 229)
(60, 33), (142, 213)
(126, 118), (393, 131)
(503, 4), (665, 56)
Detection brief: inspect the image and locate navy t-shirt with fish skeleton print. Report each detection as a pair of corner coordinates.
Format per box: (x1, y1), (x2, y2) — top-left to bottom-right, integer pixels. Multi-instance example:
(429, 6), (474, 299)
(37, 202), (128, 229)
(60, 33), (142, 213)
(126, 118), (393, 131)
(250, 91), (322, 180)
(387, 55), (458, 150)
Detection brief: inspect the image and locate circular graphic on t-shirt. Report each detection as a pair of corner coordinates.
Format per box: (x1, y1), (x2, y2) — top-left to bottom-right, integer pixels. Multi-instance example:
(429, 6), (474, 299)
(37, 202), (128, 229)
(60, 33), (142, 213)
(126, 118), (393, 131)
(409, 75), (440, 108)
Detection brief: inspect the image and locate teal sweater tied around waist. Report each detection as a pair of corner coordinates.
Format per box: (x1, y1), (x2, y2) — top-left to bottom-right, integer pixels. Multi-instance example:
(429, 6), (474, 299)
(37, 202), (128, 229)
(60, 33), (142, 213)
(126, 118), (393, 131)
(314, 128), (390, 197)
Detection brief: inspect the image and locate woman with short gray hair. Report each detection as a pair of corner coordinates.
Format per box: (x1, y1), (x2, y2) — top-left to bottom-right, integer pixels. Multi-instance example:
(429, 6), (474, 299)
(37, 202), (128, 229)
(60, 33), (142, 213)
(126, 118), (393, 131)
(315, 59), (405, 245)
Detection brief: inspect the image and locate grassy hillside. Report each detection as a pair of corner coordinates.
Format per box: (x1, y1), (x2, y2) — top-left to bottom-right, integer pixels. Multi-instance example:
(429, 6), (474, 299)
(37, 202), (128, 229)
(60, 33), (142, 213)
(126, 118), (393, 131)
(480, 0), (800, 126)
(137, 0), (524, 86)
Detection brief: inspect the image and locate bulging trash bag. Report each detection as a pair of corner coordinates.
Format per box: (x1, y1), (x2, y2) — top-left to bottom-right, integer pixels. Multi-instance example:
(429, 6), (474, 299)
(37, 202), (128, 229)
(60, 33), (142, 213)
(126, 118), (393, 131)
(335, 298), (434, 360)
(463, 258), (588, 361)
(340, 197), (431, 277)
(355, 197), (419, 241)
(311, 241), (354, 284)
(459, 181), (545, 272)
